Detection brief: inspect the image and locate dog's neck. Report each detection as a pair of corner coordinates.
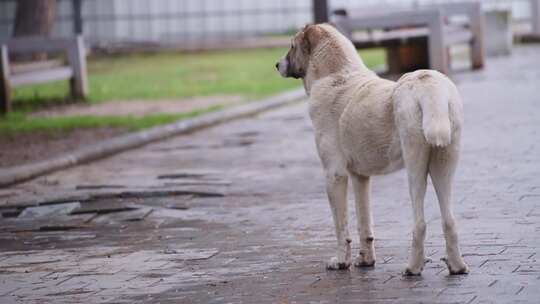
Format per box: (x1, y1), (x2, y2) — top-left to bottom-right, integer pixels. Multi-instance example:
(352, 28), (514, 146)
(302, 39), (376, 95)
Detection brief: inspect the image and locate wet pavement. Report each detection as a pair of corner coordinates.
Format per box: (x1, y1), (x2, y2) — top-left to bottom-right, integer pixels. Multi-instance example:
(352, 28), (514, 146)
(1, 45), (540, 303)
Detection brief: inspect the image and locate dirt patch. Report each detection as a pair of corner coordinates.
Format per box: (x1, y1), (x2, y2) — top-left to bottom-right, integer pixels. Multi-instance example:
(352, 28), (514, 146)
(31, 95), (244, 118)
(2, 95), (245, 168)
(0, 128), (126, 168)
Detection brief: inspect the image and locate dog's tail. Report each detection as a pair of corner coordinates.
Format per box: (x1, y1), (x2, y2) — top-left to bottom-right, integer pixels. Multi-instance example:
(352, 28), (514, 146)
(419, 87), (452, 147)
(396, 70), (463, 148)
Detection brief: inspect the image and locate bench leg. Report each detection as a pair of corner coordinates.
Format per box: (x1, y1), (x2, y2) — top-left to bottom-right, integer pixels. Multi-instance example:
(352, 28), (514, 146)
(532, 0), (540, 37)
(68, 35), (88, 100)
(469, 2), (485, 69)
(69, 77), (84, 100)
(0, 85), (9, 115)
(1, 45), (10, 114)
(387, 43), (429, 74)
(386, 46), (402, 75)
(427, 11), (448, 74)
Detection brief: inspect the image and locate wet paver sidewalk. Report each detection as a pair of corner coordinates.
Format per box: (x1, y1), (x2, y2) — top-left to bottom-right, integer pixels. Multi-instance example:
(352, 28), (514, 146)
(1, 45), (540, 303)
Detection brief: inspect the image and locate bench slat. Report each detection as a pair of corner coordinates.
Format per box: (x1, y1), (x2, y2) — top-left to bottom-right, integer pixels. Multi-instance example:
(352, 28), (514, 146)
(350, 28), (472, 48)
(11, 59), (65, 75)
(339, 10), (441, 32)
(0, 36), (78, 54)
(444, 29), (474, 45)
(11, 67), (73, 87)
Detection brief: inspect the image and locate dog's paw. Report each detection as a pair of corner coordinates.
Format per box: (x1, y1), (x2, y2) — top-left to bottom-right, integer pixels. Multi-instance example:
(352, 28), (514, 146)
(354, 251), (375, 268)
(326, 257), (351, 270)
(441, 257), (469, 275)
(403, 255), (428, 276)
(402, 267), (422, 276)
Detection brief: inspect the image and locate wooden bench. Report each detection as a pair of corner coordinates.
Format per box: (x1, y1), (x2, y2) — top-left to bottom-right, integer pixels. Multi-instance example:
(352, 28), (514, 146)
(0, 35), (88, 114)
(533, 0), (540, 38)
(514, 0), (540, 41)
(332, 2), (485, 75)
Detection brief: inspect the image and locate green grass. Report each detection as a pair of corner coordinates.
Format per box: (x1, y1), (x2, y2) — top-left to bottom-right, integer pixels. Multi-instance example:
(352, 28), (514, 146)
(3, 47), (385, 135)
(0, 105), (224, 138)
(13, 48), (304, 106)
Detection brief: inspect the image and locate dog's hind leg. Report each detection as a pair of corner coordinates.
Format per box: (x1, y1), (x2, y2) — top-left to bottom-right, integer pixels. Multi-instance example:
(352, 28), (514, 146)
(429, 144), (469, 275)
(401, 141), (430, 276)
(350, 173), (376, 267)
(325, 172), (352, 270)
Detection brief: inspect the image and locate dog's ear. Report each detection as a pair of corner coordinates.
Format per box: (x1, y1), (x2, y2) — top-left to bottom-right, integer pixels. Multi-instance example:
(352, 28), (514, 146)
(301, 24), (321, 54)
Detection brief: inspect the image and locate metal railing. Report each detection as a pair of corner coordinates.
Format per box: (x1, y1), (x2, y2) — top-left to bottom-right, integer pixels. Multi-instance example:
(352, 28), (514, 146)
(0, 0), (537, 49)
(0, 0), (313, 48)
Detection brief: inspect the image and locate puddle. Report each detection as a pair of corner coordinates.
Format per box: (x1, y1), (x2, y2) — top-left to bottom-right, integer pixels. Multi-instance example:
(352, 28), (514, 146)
(75, 185), (127, 190)
(19, 202), (81, 219)
(71, 200), (138, 215)
(235, 131), (260, 137)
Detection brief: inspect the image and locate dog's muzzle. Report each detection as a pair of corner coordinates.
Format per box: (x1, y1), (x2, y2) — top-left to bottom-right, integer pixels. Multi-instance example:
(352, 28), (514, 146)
(276, 57), (303, 79)
(276, 56), (289, 78)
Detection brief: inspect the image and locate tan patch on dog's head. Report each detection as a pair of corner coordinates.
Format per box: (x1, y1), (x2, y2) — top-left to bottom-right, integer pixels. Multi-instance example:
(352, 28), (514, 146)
(283, 24), (327, 78)
(277, 23), (351, 79)
(298, 24), (324, 52)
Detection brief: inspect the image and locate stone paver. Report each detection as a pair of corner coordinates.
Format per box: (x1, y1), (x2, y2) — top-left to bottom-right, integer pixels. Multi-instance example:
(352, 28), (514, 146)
(1, 45), (540, 303)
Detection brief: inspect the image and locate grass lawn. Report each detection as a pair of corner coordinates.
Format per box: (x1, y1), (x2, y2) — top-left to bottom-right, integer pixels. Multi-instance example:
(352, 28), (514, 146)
(1, 47), (385, 136)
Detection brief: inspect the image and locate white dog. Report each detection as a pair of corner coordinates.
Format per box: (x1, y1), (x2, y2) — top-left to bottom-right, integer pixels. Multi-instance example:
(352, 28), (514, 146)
(276, 24), (468, 275)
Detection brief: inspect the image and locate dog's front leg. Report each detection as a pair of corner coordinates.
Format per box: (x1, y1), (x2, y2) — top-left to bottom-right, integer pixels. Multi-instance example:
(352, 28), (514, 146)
(350, 173), (376, 267)
(325, 172), (351, 270)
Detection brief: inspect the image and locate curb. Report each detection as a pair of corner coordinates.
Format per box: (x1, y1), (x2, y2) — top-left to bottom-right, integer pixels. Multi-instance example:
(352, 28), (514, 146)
(0, 88), (306, 188)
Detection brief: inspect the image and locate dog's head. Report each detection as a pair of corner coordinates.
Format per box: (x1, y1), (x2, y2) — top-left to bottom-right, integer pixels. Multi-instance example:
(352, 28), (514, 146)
(275, 24), (325, 79)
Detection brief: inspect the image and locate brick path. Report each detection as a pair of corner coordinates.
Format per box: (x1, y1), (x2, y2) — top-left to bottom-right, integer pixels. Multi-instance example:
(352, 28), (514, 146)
(0, 45), (539, 303)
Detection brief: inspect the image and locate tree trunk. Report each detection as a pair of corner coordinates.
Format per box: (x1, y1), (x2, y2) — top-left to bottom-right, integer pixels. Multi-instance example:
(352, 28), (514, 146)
(13, 0), (57, 60)
(14, 0), (57, 38)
